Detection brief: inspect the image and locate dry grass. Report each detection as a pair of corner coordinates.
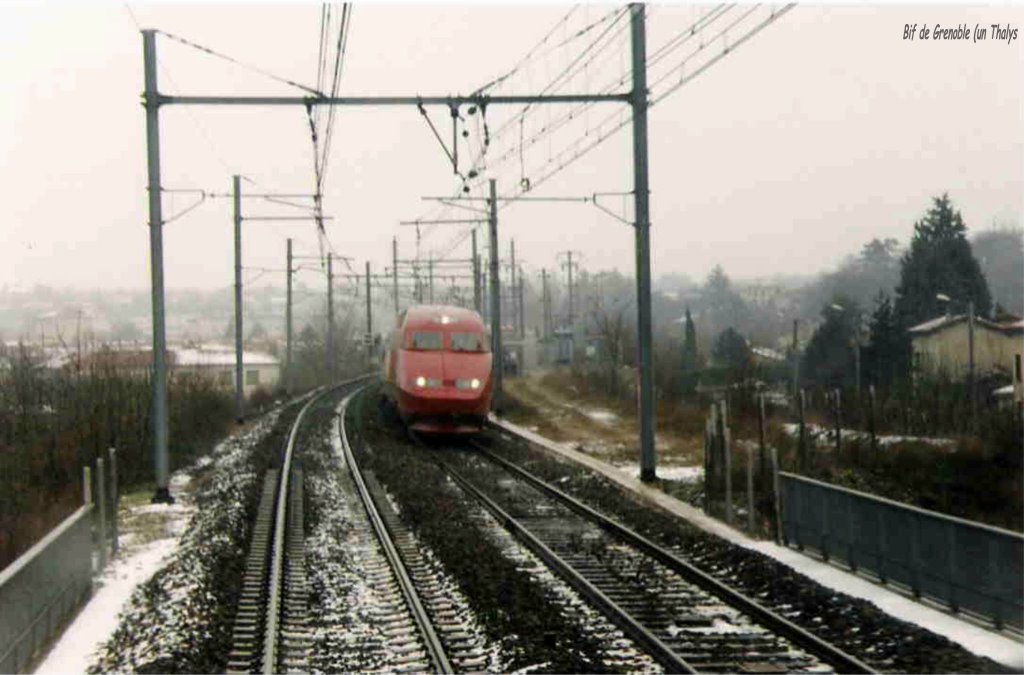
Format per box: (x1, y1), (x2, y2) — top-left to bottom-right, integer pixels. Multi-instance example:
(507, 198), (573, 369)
(502, 369), (703, 467)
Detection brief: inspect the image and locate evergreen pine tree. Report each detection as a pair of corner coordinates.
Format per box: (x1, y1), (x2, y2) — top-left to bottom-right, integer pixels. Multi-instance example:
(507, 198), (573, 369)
(894, 193), (992, 331)
(864, 291), (900, 388)
(801, 298), (861, 389)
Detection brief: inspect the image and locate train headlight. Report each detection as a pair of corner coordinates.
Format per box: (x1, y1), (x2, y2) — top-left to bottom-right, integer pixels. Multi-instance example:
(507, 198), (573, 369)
(471, 378), (481, 389)
(415, 376), (426, 388)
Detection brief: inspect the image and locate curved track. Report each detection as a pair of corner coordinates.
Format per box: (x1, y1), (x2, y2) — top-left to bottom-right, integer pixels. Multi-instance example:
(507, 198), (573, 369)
(337, 390), (455, 674)
(226, 378), (369, 673)
(435, 440), (878, 674)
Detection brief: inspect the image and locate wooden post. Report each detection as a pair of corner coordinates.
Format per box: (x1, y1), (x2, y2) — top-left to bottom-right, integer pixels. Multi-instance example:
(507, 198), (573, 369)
(757, 392), (767, 490)
(82, 465), (92, 505)
(721, 399), (733, 525)
(798, 388), (808, 473)
(703, 410), (712, 514)
(771, 447), (783, 544)
(868, 385), (878, 463)
(108, 447), (119, 555)
(834, 387), (842, 456)
(746, 444), (755, 533)
(96, 456), (108, 570)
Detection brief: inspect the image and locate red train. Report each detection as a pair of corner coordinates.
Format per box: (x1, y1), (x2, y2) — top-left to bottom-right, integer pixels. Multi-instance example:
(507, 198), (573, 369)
(381, 304), (493, 433)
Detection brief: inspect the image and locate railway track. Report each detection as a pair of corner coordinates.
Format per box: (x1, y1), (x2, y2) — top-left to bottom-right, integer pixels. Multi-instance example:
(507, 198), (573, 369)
(437, 441), (878, 674)
(225, 380), (370, 673)
(336, 386), (501, 672)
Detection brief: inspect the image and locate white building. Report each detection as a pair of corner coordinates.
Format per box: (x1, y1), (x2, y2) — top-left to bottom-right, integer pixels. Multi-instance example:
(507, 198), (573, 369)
(172, 344), (280, 396)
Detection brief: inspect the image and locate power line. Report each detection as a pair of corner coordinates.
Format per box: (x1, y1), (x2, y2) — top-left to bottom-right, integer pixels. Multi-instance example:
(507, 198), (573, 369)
(156, 29), (323, 96)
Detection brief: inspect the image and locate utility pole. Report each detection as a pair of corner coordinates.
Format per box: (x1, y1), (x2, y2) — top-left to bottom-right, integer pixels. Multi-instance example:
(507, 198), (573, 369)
(392, 236), (400, 314)
(472, 230), (481, 314)
(488, 179), (502, 411)
(791, 318), (799, 397)
(541, 268), (550, 340)
(233, 175), (244, 424)
(510, 239), (517, 335)
(327, 253), (334, 379)
(518, 267), (526, 338)
(365, 260), (373, 362)
(428, 257), (435, 304)
(563, 251), (576, 329)
(630, 3), (656, 482)
(286, 238), (293, 394)
(143, 30), (172, 504)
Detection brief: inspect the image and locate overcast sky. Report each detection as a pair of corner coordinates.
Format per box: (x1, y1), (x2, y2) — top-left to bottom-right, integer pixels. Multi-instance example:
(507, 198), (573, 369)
(1, 2), (1021, 294)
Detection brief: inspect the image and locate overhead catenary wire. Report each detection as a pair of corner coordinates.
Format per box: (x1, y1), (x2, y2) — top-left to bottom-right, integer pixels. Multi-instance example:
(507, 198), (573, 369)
(420, 5), (795, 264)
(156, 29), (324, 96)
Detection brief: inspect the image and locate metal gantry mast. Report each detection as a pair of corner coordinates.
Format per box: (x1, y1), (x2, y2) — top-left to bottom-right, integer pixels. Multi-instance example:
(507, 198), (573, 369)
(139, 4), (658, 502)
(629, 4), (656, 482)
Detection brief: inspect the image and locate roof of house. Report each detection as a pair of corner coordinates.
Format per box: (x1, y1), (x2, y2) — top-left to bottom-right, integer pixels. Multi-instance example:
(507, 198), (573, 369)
(173, 345), (278, 367)
(908, 314), (1021, 336)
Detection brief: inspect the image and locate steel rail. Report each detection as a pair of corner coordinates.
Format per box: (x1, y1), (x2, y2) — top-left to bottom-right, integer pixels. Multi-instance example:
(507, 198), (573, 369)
(339, 388), (454, 674)
(441, 460), (696, 674)
(262, 387), (325, 673)
(471, 440), (877, 675)
(260, 374), (376, 673)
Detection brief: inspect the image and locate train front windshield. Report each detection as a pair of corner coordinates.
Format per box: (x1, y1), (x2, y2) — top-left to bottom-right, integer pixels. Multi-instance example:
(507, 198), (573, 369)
(449, 332), (487, 352)
(410, 331), (443, 350)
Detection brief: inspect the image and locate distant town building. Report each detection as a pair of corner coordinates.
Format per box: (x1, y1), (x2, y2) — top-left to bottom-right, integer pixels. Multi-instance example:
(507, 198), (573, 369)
(909, 314), (1023, 402)
(172, 345), (279, 396)
(41, 343), (280, 397)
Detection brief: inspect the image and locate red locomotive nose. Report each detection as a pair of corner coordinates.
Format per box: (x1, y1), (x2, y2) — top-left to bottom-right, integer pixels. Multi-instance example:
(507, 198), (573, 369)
(384, 304), (493, 433)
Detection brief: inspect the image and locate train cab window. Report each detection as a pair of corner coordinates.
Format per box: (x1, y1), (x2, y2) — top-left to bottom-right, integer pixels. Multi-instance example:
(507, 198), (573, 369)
(410, 331), (443, 350)
(449, 332), (487, 352)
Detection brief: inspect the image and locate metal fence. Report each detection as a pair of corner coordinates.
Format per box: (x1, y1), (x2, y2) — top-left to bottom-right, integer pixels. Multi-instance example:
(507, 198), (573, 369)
(780, 472), (1024, 630)
(0, 504), (94, 672)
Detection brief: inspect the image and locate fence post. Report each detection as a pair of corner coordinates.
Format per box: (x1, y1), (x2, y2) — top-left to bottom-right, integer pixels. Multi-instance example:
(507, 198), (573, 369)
(703, 407), (713, 514)
(798, 388), (808, 473)
(746, 443), (755, 534)
(82, 465), (93, 574)
(721, 399), (733, 526)
(82, 465), (92, 506)
(868, 385), (878, 463)
(771, 447), (783, 544)
(108, 447), (119, 556)
(833, 388), (842, 456)
(96, 456), (107, 571)
(757, 393), (767, 490)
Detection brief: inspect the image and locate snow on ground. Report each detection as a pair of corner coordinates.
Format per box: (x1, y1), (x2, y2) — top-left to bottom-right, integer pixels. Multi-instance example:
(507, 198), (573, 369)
(616, 463), (703, 483)
(583, 409), (619, 424)
(782, 423), (956, 449)
(35, 473), (197, 674)
(493, 416), (1024, 670)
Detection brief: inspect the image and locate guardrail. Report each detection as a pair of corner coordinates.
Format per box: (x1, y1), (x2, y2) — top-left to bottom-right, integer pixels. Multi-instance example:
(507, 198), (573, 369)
(0, 501), (94, 673)
(1, 449), (121, 673)
(780, 472), (1024, 631)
